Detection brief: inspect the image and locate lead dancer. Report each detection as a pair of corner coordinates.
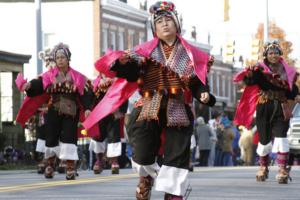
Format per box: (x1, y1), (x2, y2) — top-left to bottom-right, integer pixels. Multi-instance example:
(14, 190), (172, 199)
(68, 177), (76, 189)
(83, 1), (215, 199)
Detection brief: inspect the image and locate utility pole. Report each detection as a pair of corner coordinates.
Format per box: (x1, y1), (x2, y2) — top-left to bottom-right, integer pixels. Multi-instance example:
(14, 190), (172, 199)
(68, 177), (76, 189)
(35, 0), (43, 74)
(264, 0), (269, 42)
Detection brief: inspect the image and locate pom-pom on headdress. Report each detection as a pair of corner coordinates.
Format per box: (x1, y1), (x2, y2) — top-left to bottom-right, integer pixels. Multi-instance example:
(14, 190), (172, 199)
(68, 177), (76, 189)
(149, 1), (181, 35)
(38, 48), (53, 62)
(38, 48), (55, 69)
(263, 40), (283, 57)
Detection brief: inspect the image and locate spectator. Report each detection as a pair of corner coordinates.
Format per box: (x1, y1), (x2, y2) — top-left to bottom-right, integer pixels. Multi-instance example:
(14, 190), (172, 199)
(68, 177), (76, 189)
(232, 125), (241, 166)
(195, 116), (213, 166)
(220, 116), (235, 166)
(208, 112), (221, 166)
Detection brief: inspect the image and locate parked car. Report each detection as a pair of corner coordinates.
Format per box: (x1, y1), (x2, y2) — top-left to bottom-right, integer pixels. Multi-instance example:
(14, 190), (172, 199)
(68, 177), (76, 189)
(287, 103), (300, 154)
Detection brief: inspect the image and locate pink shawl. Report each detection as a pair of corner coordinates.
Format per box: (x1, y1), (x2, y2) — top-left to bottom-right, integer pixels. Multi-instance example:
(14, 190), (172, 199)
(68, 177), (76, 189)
(42, 66), (86, 95)
(83, 35), (209, 130)
(15, 73), (27, 91)
(16, 66), (87, 127)
(16, 94), (50, 127)
(233, 58), (296, 128)
(92, 76), (101, 90)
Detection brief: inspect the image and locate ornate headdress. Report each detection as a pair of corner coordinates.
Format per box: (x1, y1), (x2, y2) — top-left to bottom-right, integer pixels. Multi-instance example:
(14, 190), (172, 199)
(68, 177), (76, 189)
(263, 40), (283, 57)
(38, 48), (53, 61)
(52, 42), (71, 61)
(38, 48), (55, 68)
(149, 1), (181, 35)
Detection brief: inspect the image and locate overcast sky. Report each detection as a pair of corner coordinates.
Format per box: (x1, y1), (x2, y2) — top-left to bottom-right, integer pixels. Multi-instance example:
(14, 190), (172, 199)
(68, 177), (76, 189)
(129, 0), (300, 66)
(1, 0), (299, 67)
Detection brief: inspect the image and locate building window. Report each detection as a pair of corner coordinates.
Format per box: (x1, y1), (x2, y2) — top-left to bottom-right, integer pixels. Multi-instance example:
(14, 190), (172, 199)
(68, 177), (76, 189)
(128, 30), (134, 49)
(0, 72), (13, 122)
(233, 84), (236, 104)
(209, 72), (214, 94)
(102, 28), (108, 54)
(216, 72), (220, 96)
(228, 77), (231, 103)
(139, 32), (145, 44)
(118, 31), (124, 50)
(222, 75), (226, 97)
(110, 31), (116, 50)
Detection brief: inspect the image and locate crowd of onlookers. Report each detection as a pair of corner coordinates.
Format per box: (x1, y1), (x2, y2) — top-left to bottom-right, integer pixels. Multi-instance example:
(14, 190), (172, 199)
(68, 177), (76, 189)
(192, 112), (300, 168)
(0, 146), (27, 165)
(192, 112), (258, 167)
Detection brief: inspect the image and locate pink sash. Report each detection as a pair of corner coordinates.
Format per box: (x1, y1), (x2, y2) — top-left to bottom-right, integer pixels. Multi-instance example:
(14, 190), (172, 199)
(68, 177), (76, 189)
(83, 36), (209, 130)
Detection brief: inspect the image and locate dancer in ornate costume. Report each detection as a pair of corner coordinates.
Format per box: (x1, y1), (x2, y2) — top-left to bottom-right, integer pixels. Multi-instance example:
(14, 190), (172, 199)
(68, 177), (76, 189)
(83, 1), (215, 199)
(234, 40), (300, 184)
(16, 43), (93, 180)
(88, 74), (128, 174)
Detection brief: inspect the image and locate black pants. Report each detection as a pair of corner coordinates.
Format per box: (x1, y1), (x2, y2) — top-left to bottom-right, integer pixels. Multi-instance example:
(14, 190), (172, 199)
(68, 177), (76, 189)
(36, 112), (46, 140)
(128, 107), (193, 169)
(198, 149), (210, 166)
(256, 100), (289, 145)
(93, 114), (121, 143)
(36, 124), (46, 140)
(44, 107), (79, 147)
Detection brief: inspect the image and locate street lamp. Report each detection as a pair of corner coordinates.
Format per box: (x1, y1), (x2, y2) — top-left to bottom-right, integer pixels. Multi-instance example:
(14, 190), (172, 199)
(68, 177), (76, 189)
(35, 0), (43, 75)
(264, 0), (269, 42)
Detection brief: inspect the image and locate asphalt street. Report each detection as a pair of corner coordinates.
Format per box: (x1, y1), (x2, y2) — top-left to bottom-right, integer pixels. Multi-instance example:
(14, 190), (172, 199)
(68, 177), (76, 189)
(0, 166), (299, 200)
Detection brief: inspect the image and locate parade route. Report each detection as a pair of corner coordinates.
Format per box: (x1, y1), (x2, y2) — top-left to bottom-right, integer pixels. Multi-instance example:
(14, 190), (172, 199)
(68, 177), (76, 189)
(0, 166), (299, 200)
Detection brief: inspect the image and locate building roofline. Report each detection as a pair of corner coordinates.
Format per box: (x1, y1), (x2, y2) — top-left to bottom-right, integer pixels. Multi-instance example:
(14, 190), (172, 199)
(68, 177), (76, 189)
(0, 51), (31, 64)
(102, 0), (149, 20)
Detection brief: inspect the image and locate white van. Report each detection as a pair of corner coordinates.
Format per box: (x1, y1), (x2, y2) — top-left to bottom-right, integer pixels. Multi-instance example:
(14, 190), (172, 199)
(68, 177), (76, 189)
(287, 103), (300, 154)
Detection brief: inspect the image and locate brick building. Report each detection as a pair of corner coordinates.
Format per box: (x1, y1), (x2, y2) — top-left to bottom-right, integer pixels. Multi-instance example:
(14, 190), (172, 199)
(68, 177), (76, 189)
(97, 0), (149, 56)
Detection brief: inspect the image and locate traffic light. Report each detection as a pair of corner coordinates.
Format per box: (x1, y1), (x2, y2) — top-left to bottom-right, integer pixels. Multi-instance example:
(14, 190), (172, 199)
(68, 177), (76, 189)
(224, 0), (230, 22)
(224, 40), (235, 63)
(251, 39), (261, 61)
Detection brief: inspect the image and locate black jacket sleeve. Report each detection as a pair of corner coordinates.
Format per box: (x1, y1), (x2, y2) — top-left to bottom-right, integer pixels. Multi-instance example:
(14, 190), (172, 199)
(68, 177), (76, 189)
(243, 70), (275, 91)
(26, 78), (44, 97)
(243, 70), (261, 85)
(286, 84), (299, 100)
(79, 86), (94, 110)
(110, 60), (140, 82)
(118, 100), (129, 114)
(189, 76), (216, 107)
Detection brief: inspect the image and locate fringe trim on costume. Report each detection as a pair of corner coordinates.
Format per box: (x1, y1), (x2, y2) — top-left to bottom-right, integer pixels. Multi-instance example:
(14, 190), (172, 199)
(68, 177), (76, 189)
(166, 98), (190, 127)
(137, 92), (163, 121)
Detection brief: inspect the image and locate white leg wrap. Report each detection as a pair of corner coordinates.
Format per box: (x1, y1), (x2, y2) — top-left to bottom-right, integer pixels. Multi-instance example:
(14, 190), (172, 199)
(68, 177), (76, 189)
(107, 142), (122, 158)
(256, 142), (272, 156)
(44, 145), (60, 159)
(59, 142), (79, 160)
(272, 137), (289, 153)
(155, 165), (189, 196)
(35, 139), (46, 153)
(89, 139), (106, 154)
(131, 159), (160, 178)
